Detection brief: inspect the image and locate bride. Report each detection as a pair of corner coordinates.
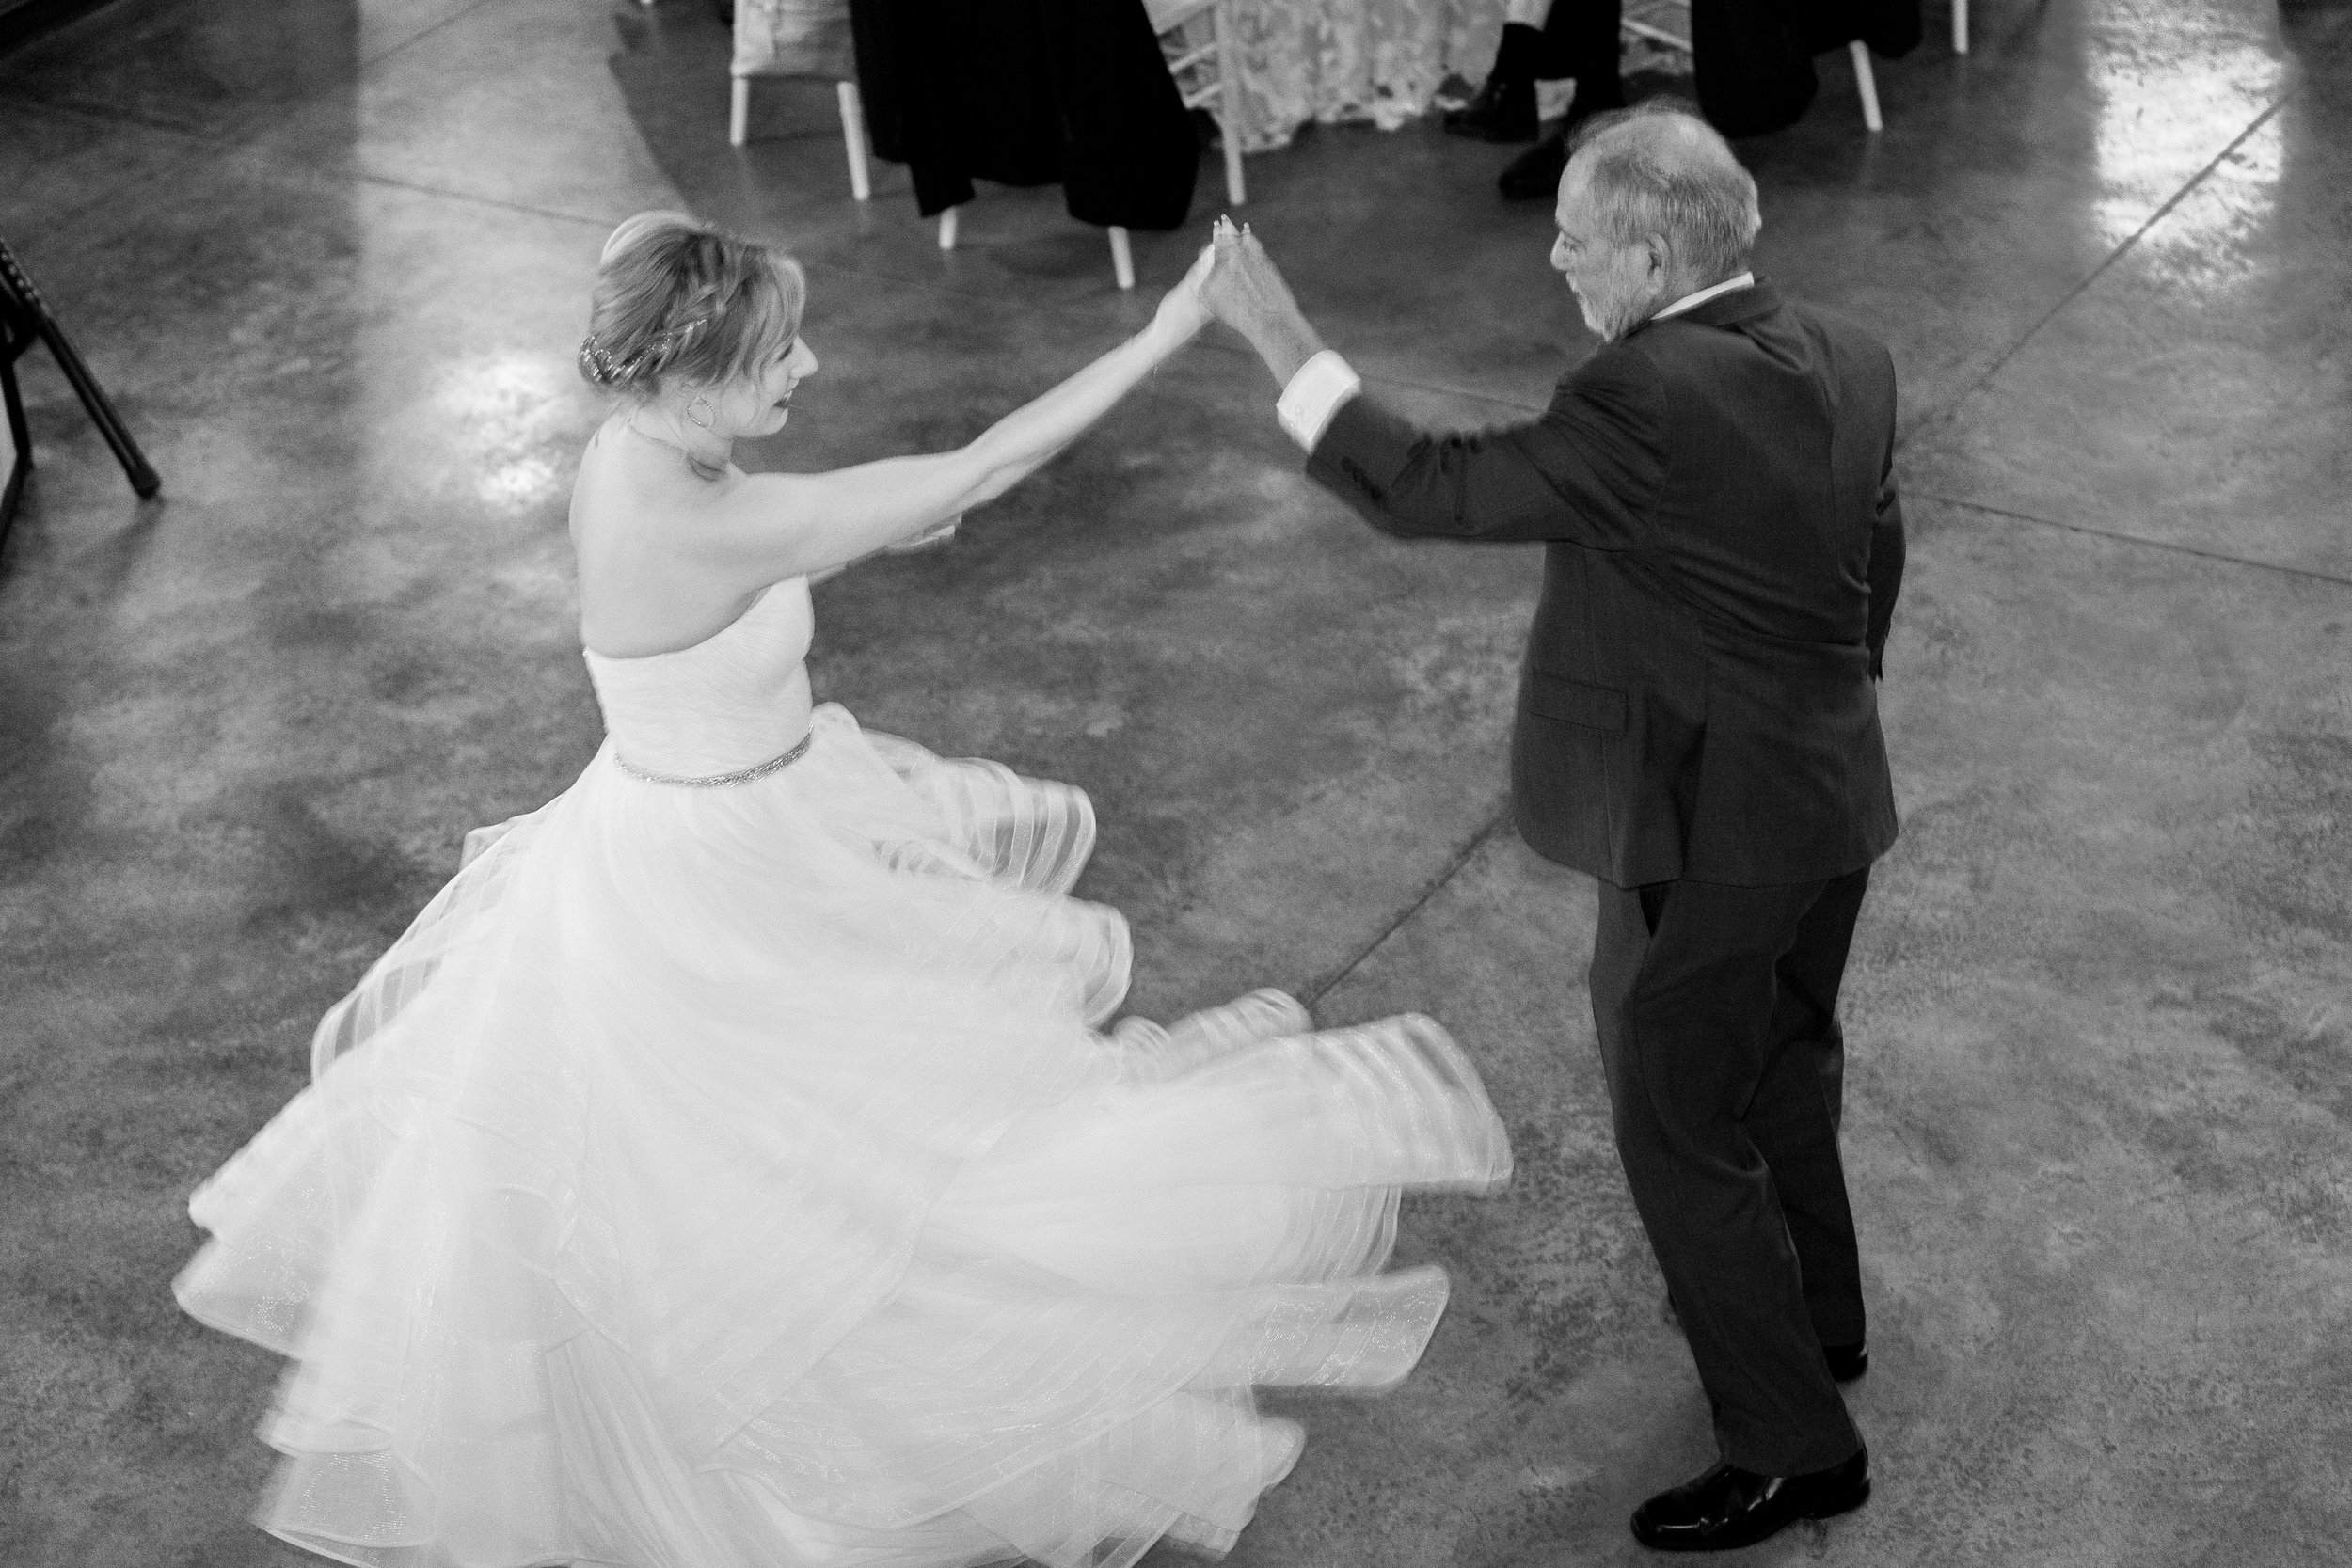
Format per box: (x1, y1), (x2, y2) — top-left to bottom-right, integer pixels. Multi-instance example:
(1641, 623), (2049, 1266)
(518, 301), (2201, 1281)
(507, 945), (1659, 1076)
(176, 212), (1512, 1568)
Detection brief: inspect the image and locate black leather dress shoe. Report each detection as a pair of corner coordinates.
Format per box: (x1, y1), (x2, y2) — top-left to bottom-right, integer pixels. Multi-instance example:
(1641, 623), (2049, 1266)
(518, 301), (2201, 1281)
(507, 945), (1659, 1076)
(1496, 89), (1624, 199)
(1444, 75), (1539, 141)
(1630, 1447), (1869, 1552)
(1444, 23), (1544, 142)
(1824, 1341), (1868, 1384)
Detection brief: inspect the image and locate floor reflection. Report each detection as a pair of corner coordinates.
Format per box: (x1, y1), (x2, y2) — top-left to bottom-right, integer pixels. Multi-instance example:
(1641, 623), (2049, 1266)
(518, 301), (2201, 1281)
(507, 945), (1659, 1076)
(2086, 1), (2286, 257)
(433, 348), (575, 516)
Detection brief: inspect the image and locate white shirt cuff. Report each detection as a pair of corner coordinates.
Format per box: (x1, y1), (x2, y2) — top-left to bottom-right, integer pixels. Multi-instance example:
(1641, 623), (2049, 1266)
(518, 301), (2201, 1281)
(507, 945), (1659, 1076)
(1276, 350), (1362, 452)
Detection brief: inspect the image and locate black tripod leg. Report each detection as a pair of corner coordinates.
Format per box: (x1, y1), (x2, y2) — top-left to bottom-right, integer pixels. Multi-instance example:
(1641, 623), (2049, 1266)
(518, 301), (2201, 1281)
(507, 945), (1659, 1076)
(0, 237), (161, 499)
(34, 312), (161, 498)
(1, 356), (29, 546)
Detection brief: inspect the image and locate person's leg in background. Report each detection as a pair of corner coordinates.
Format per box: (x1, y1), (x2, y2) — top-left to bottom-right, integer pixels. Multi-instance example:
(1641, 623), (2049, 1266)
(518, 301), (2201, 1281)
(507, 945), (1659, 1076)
(1497, 0), (1629, 197)
(1442, 0), (1554, 142)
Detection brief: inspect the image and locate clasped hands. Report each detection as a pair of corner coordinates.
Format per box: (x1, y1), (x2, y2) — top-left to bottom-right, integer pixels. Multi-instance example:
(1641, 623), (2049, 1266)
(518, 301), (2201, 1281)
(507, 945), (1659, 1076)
(1152, 215), (1328, 387)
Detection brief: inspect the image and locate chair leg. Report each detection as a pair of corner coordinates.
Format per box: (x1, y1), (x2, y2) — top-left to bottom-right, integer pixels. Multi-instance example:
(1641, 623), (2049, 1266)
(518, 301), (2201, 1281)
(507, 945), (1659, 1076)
(836, 81), (872, 200)
(1214, 2), (1246, 206)
(939, 206), (959, 249)
(1953, 0), (1969, 55)
(1850, 41), (1883, 133)
(730, 77), (750, 148)
(1108, 227), (1136, 290)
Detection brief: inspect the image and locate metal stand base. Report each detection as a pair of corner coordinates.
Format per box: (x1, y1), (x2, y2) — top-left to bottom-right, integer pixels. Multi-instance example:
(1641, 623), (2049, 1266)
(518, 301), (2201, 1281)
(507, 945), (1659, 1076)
(0, 233), (161, 548)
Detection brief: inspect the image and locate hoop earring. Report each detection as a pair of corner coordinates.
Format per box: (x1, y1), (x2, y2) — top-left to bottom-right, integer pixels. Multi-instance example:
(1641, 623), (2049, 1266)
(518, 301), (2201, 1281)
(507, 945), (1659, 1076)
(687, 395), (716, 430)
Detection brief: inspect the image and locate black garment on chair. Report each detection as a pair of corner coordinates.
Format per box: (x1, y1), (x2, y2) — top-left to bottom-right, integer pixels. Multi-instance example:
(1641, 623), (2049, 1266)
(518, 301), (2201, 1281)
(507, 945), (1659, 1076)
(847, 0), (1199, 229)
(1692, 0), (1923, 137)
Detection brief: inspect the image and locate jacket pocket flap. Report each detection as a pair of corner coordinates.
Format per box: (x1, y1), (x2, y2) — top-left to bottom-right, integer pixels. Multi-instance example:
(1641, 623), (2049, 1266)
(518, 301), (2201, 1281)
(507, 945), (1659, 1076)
(1528, 672), (1628, 732)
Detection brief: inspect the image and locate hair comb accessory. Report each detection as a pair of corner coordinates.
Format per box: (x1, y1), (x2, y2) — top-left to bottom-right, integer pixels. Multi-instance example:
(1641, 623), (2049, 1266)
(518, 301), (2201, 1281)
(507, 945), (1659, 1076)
(579, 332), (621, 386)
(580, 332), (655, 388)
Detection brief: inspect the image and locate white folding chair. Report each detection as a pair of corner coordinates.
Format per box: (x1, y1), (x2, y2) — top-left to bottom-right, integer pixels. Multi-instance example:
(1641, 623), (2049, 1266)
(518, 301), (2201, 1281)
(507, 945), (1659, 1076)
(725, 0), (872, 204)
(1147, 0), (1248, 209)
(1619, 0), (1890, 132)
(732, 78), (875, 200)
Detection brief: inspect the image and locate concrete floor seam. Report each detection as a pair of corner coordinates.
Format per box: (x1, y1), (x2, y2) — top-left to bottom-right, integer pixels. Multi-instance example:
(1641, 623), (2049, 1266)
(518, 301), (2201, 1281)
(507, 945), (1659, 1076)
(1305, 798), (1516, 1010)
(8, 87), (242, 146)
(1905, 91), (2296, 439)
(344, 167), (620, 236)
(1911, 492), (2352, 594)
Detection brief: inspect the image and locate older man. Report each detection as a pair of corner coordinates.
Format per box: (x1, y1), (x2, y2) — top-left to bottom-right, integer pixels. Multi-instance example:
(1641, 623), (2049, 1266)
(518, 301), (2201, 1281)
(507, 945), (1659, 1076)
(1198, 104), (1903, 1553)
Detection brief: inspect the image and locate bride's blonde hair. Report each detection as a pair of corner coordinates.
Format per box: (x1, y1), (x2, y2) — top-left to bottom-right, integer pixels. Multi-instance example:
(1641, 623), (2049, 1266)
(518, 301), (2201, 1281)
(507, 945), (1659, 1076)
(579, 212), (806, 402)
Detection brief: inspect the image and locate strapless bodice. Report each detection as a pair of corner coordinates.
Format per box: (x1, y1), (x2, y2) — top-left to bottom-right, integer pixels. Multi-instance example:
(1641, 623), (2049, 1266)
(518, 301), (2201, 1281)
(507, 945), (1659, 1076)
(581, 581), (815, 780)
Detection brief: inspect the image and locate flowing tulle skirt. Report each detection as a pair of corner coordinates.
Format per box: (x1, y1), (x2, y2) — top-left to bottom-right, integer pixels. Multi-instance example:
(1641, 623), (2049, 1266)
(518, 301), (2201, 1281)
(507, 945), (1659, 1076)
(176, 704), (1512, 1568)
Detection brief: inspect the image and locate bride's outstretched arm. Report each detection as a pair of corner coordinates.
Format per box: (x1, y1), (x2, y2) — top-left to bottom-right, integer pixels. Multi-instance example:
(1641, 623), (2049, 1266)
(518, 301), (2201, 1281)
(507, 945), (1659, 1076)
(691, 246), (1214, 586)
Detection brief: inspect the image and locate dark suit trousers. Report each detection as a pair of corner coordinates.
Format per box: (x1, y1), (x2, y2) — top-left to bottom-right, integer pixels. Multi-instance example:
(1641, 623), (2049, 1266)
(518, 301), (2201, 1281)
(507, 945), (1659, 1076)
(1589, 868), (1872, 1476)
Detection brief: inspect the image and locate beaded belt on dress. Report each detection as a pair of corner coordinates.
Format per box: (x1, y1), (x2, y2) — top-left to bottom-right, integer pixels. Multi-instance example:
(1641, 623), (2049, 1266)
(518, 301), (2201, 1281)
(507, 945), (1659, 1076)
(611, 730), (813, 786)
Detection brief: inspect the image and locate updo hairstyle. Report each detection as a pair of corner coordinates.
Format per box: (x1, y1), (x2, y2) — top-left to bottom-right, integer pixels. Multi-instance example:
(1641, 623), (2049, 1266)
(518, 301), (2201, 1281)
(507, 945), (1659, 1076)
(578, 212), (806, 402)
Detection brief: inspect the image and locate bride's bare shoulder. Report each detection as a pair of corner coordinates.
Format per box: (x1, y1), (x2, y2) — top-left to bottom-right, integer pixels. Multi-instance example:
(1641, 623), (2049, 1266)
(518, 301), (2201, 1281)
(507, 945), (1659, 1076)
(572, 424), (776, 657)
(573, 420), (713, 533)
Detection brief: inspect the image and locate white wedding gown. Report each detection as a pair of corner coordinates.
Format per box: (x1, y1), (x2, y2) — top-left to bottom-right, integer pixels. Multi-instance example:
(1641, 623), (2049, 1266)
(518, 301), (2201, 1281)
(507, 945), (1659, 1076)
(176, 581), (1513, 1568)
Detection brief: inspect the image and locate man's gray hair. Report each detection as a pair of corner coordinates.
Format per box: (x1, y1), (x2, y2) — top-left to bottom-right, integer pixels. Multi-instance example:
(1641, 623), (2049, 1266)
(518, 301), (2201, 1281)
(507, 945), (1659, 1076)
(1568, 103), (1761, 279)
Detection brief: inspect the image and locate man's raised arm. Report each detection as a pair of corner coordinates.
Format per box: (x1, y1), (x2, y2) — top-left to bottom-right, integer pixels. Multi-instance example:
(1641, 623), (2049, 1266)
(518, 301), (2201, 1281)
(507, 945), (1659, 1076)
(1199, 222), (1657, 549)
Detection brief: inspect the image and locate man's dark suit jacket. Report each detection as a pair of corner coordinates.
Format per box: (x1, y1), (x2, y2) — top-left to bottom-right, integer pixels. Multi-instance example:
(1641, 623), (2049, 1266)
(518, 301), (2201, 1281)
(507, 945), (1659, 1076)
(1308, 283), (1904, 890)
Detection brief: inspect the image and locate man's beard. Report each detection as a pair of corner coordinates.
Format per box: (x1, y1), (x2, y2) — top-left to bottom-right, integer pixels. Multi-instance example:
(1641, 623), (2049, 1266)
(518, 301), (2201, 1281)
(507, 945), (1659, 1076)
(1579, 278), (1665, 342)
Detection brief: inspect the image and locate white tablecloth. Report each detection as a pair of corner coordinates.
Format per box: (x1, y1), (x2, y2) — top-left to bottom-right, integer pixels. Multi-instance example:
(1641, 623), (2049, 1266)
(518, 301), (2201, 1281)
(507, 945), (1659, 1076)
(731, 0), (1517, 156)
(1227, 0), (1510, 151)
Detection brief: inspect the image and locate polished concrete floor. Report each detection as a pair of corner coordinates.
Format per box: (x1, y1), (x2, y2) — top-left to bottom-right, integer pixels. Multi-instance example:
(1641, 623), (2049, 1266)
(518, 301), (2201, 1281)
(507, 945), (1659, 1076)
(3, 2), (2348, 1565)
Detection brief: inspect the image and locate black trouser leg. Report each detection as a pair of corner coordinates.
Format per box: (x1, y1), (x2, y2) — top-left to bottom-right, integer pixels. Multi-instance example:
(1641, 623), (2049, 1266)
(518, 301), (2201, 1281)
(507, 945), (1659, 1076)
(1491, 18), (1548, 82)
(1589, 875), (1864, 1477)
(1493, 0), (1629, 197)
(1446, 21), (1547, 141)
(1538, 0), (1626, 104)
(1748, 866), (1870, 1348)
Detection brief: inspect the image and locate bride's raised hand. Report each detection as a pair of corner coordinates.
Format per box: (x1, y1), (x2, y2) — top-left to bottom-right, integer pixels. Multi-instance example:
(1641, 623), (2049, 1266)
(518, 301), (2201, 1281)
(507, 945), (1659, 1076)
(1149, 237), (1218, 348)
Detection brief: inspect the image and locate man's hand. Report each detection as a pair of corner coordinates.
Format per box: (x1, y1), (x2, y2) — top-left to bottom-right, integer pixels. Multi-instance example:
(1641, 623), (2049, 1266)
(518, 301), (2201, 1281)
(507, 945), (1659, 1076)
(1200, 216), (1327, 388)
(1196, 215), (1259, 333)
